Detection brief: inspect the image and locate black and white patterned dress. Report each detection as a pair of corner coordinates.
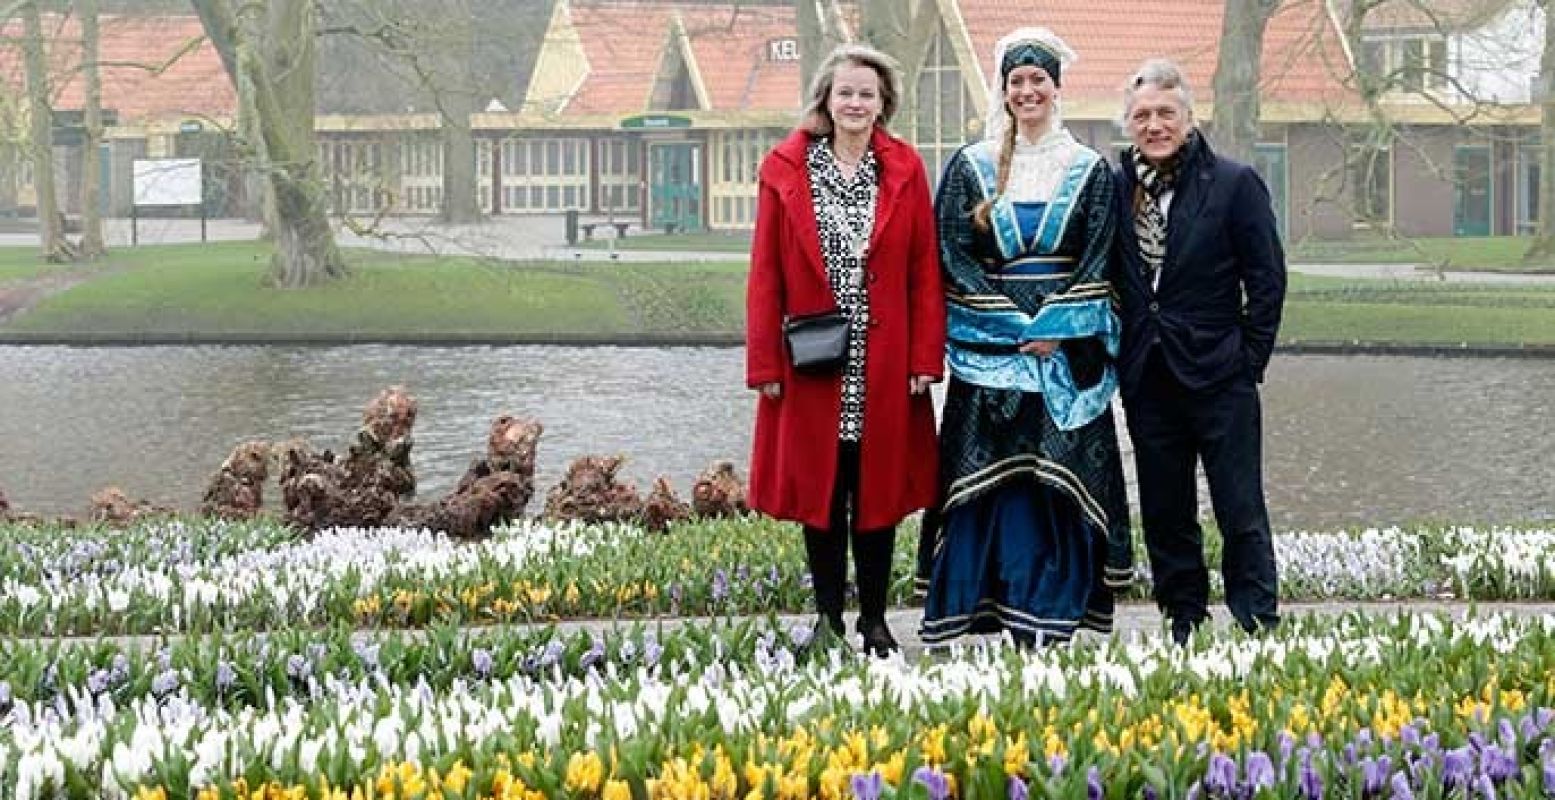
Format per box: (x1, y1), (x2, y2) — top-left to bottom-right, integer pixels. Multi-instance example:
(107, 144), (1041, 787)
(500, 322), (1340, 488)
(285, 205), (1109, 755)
(806, 139), (877, 442)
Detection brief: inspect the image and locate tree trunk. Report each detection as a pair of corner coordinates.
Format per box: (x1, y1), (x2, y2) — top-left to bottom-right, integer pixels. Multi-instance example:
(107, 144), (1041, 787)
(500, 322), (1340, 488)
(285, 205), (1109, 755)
(78, 0), (106, 258)
(192, 0), (346, 286)
(1210, 0), (1280, 164)
(440, 93), (480, 224)
(796, 0), (846, 96)
(20, 1), (71, 262)
(1527, 2), (1555, 264)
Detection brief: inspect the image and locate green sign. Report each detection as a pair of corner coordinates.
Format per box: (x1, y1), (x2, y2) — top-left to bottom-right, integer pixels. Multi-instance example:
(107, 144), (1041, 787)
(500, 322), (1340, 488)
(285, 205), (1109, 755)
(621, 114), (692, 130)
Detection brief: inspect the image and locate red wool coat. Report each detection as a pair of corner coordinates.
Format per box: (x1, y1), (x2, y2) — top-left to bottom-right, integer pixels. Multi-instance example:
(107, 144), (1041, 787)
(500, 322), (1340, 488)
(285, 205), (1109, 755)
(745, 126), (947, 532)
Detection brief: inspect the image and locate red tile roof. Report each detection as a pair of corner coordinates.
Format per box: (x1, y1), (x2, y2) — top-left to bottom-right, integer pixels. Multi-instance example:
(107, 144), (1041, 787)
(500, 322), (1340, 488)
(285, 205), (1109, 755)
(564, 1), (803, 115)
(0, 14), (234, 125)
(958, 0), (1356, 109)
(560, 0), (1357, 119)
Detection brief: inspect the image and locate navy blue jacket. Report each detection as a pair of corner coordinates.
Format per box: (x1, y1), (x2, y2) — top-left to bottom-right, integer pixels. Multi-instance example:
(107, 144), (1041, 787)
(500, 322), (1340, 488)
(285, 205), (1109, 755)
(1113, 134), (1286, 395)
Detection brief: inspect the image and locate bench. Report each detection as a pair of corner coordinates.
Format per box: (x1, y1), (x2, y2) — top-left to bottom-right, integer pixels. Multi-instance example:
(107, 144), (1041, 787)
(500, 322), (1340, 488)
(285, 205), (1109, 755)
(579, 220), (634, 240)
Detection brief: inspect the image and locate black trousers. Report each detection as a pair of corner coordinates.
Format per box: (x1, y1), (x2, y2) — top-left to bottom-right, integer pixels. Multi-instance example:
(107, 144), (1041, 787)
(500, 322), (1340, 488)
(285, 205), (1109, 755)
(1126, 350), (1279, 632)
(803, 440), (896, 629)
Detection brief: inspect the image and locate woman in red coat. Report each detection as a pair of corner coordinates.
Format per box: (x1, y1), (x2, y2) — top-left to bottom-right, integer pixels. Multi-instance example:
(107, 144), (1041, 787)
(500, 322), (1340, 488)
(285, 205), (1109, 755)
(746, 43), (946, 656)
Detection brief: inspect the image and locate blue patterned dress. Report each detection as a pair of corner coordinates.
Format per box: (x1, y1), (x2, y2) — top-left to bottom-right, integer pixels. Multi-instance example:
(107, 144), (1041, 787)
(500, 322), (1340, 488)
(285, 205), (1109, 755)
(917, 130), (1133, 645)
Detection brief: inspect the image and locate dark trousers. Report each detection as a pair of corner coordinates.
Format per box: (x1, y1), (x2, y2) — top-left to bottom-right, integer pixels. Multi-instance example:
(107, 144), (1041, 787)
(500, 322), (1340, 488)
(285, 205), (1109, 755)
(803, 440), (896, 631)
(1126, 350), (1279, 633)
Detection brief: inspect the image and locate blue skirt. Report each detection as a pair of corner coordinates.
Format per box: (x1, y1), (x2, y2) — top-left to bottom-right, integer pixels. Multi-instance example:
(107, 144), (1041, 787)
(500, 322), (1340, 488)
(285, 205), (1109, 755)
(920, 479), (1106, 645)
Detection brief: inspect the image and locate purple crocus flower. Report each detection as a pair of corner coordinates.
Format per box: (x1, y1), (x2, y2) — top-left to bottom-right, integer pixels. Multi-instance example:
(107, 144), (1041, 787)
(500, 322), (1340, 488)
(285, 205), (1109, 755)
(1400, 724), (1421, 750)
(1357, 728), (1374, 750)
(1441, 747), (1474, 789)
(1142, 784), (1160, 800)
(1497, 718), (1517, 749)
(353, 642), (380, 671)
(1007, 776), (1029, 800)
(850, 770), (884, 800)
(1519, 715), (1539, 744)
(539, 640), (565, 669)
(712, 569), (730, 603)
(580, 636), (606, 670)
(471, 648), (494, 679)
(1344, 744), (1359, 766)
(150, 669), (179, 698)
(1535, 707), (1554, 731)
(1298, 758), (1324, 799)
(619, 639), (638, 664)
(1279, 731), (1297, 768)
(912, 766), (950, 800)
(1246, 751), (1276, 791)
(1048, 754), (1067, 775)
(86, 669), (110, 696)
(1360, 757), (1385, 797)
(1468, 732), (1487, 753)
(1473, 774), (1497, 800)
(1541, 759), (1555, 796)
(286, 654), (311, 680)
(1087, 766), (1103, 800)
(1422, 733), (1441, 754)
(643, 635), (663, 668)
(1482, 744), (1518, 782)
(1389, 771), (1415, 800)
(1204, 753), (1237, 795)
(215, 661), (236, 693)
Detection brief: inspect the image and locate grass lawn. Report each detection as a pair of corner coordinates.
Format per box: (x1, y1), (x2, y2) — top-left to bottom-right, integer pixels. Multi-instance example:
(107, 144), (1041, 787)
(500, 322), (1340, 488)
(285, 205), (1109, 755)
(6, 242), (1555, 347)
(1290, 235), (1555, 273)
(1284, 274), (1555, 345)
(1, 242), (748, 341)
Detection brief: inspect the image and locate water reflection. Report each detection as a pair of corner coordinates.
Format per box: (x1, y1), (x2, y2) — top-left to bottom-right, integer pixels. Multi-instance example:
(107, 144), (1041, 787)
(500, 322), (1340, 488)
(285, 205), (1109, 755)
(0, 346), (1549, 528)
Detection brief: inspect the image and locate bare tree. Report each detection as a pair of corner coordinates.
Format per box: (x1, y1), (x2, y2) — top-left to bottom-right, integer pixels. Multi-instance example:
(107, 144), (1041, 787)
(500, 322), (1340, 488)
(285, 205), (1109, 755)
(192, 0), (347, 287)
(19, 0), (73, 261)
(797, 0), (846, 93)
(1526, 0), (1555, 263)
(1212, 0), (1281, 164)
(77, 0), (104, 258)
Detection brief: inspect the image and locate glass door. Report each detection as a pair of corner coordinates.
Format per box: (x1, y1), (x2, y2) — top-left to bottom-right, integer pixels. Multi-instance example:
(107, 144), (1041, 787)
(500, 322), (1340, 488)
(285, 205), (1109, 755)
(649, 142), (702, 233)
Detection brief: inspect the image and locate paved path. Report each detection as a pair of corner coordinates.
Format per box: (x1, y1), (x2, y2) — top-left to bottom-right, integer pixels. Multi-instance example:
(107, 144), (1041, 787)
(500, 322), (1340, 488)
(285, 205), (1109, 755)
(33, 601), (1555, 660)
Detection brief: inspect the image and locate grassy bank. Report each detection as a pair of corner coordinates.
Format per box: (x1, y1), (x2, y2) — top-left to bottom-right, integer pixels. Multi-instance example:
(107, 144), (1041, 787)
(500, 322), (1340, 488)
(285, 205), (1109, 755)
(6, 242), (1555, 347)
(0, 242), (746, 340)
(1290, 234), (1555, 273)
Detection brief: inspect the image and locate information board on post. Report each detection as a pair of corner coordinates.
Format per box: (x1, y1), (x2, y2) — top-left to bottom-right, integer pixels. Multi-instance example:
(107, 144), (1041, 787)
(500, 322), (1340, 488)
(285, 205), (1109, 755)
(130, 158), (206, 244)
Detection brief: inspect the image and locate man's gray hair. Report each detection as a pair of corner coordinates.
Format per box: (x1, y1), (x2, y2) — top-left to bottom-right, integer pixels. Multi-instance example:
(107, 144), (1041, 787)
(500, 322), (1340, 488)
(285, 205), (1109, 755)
(1123, 58), (1195, 117)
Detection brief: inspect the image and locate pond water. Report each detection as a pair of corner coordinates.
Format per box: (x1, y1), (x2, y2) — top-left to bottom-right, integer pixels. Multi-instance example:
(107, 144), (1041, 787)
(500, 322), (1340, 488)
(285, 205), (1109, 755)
(1, 346), (1550, 529)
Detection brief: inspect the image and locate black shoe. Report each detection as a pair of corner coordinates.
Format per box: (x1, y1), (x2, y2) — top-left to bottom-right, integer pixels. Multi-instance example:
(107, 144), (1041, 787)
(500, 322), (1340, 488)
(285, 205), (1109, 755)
(798, 614), (850, 660)
(857, 616), (899, 657)
(1169, 617), (1201, 646)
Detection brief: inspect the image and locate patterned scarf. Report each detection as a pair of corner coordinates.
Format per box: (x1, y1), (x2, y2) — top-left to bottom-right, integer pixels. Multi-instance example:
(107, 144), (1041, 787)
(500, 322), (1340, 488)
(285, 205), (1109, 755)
(1130, 137), (1186, 289)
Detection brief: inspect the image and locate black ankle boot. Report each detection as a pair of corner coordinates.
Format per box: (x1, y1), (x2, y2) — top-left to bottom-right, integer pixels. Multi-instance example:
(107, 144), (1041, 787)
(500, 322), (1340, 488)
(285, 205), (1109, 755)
(857, 616), (899, 657)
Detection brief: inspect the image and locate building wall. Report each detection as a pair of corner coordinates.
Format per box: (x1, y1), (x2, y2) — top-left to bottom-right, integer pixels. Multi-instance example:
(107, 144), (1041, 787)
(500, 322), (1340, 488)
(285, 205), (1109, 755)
(1390, 126), (1457, 238)
(1287, 125), (1351, 241)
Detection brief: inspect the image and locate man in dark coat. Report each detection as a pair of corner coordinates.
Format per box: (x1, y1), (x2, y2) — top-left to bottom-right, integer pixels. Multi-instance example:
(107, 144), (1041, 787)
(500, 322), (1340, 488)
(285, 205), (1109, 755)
(1112, 59), (1286, 644)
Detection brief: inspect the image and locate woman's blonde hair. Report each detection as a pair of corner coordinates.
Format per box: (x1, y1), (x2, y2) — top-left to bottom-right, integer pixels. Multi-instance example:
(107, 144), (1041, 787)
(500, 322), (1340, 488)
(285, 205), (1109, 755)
(800, 44), (901, 135)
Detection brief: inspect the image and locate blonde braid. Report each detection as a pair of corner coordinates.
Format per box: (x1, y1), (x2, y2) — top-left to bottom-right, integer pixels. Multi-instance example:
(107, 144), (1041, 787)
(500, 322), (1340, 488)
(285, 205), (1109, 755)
(972, 110), (1018, 232)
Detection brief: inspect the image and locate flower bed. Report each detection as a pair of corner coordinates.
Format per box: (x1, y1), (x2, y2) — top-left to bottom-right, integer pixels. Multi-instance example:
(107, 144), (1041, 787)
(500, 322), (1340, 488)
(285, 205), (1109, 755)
(2, 613), (1554, 798)
(2, 519), (1555, 636)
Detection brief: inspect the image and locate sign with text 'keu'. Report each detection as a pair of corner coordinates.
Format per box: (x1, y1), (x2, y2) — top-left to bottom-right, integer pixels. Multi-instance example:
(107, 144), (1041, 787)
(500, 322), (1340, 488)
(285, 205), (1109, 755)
(132, 158), (203, 207)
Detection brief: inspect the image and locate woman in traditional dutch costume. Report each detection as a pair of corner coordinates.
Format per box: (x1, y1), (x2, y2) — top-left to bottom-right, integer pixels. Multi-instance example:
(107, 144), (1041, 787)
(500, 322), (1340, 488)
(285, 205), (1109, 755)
(917, 28), (1132, 647)
(746, 44), (946, 656)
